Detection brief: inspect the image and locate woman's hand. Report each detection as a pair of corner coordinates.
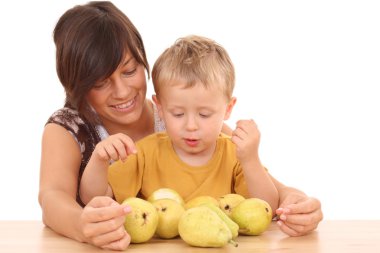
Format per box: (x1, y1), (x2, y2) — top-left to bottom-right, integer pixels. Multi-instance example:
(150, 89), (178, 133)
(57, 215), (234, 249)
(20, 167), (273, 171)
(80, 196), (132, 250)
(93, 133), (137, 163)
(276, 193), (323, 236)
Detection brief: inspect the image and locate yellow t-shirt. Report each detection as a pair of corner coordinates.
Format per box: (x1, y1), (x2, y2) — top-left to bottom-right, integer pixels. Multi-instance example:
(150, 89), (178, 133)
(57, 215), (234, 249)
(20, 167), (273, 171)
(108, 132), (250, 203)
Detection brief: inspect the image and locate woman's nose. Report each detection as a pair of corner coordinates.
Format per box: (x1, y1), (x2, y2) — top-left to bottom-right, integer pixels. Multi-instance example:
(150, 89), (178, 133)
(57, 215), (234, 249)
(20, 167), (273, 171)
(112, 77), (130, 98)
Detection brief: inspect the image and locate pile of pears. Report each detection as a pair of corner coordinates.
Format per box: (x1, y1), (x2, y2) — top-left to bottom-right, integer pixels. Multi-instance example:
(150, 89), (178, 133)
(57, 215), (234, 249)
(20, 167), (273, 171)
(122, 188), (273, 248)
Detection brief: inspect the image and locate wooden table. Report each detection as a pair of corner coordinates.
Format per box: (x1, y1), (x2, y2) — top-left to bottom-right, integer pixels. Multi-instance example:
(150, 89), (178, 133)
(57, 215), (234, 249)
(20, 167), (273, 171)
(0, 220), (379, 252)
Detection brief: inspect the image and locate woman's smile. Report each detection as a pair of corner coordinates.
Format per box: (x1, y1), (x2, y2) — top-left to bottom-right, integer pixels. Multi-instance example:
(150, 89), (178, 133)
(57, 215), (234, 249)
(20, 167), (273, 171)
(111, 95), (137, 112)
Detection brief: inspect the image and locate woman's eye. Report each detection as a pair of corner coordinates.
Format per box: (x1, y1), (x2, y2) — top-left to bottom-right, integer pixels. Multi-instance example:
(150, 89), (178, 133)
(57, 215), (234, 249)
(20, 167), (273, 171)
(123, 69), (137, 76)
(93, 79), (110, 89)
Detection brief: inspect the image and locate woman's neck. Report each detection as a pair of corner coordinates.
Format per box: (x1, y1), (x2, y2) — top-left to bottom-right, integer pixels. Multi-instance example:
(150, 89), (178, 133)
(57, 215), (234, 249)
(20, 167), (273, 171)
(103, 100), (155, 142)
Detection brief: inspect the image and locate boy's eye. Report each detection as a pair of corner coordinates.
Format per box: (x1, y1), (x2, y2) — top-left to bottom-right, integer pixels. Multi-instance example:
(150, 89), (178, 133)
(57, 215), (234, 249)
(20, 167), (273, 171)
(172, 113), (184, 118)
(199, 113), (210, 118)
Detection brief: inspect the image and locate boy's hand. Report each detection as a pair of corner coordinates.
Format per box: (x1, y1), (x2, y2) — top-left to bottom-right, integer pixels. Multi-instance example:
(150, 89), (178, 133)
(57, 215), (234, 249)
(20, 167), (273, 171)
(93, 133), (137, 163)
(231, 119), (260, 164)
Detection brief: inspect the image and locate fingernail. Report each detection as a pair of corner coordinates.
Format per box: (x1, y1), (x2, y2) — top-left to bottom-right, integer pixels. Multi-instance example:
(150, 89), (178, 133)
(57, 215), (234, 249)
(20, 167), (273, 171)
(277, 220), (283, 226)
(280, 214), (287, 221)
(123, 205), (132, 213)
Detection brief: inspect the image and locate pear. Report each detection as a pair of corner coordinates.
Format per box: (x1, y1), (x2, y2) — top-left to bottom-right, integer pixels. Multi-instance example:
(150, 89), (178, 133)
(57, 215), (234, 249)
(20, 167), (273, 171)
(152, 198), (185, 239)
(178, 206), (237, 247)
(122, 197), (159, 243)
(184, 195), (218, 209)
(231, 198), (272, 235)
(218, 193), (245, 217)
(201, 202), (239, 239)
(147, 188), (185, 206)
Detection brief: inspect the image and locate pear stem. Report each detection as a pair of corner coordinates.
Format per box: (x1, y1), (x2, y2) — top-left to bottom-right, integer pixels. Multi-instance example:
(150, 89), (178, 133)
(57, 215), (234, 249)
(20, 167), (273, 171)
(229, 239), (238, 247)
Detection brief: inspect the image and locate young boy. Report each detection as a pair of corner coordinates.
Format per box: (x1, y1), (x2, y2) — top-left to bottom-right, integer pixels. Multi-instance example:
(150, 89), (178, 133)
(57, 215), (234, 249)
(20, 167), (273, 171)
(80, 35), (279, 212)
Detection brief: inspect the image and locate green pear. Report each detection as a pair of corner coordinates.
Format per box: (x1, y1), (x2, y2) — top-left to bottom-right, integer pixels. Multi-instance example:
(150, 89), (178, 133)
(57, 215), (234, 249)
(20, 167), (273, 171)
(184, 195), (218, 209)
(147, 188), (185, 206)
(122, 197), (159, 243)
(201, 202), (239, 239)
(178, 206), (237, 247)
(231, 198), (272, 235)
(152, 198), (185, 239)
(218, 193), (245, 217)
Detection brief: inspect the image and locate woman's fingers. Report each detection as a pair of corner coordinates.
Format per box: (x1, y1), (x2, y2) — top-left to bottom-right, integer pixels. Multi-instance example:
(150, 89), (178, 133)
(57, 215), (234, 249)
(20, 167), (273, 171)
(94, 226), (130, 249)
(101, 231), (131, 251)
(277, 219), (318, 236)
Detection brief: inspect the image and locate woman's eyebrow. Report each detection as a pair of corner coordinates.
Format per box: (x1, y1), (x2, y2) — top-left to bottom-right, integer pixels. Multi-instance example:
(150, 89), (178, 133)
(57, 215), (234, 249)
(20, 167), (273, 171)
(123, 57), (134, 66)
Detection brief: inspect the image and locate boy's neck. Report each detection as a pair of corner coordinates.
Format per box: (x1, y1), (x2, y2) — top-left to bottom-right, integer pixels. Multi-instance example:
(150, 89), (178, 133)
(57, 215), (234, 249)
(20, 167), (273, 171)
(172, 141), (217, 167)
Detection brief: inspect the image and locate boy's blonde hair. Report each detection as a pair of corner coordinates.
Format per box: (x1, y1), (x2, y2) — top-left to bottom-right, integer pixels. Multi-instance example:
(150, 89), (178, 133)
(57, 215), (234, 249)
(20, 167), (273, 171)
(152, 35), (235, 100)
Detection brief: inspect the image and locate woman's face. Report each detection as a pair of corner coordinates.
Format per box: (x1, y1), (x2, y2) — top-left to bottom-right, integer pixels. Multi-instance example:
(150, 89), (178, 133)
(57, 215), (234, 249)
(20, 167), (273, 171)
(87, 55), (147, 128)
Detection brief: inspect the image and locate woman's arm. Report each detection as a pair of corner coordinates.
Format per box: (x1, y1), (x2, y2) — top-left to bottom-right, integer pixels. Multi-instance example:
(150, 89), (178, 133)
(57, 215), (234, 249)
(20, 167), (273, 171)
(80, 133), (137, 204)
(39, 124), (131, 250)
(39, 124), (86, 241)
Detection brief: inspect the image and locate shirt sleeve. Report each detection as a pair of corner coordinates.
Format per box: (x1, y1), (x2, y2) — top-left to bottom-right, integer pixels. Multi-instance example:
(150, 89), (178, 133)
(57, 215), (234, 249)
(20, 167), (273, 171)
(107, 151), (145, 203)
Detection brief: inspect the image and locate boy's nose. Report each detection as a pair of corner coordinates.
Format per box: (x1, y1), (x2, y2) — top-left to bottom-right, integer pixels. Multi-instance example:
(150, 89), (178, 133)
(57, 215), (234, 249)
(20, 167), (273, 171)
(185, 116), (198, 131)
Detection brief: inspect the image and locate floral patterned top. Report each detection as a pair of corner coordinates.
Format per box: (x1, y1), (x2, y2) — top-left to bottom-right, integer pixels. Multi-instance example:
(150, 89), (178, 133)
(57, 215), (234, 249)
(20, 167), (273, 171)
(46, 103), (165, 206)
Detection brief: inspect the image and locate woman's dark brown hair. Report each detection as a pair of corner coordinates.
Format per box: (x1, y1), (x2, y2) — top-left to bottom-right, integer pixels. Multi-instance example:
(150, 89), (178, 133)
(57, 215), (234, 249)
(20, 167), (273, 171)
(53, 1), (149, 124)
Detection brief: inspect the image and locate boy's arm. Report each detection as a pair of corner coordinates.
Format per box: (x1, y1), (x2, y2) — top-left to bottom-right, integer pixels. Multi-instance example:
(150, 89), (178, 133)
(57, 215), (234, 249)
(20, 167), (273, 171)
(231, 119), (279, 213)
(225, 121), (322, 236)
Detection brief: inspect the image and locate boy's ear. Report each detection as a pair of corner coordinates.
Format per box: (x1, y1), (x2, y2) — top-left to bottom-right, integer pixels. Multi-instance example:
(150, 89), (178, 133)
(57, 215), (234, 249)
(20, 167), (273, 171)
(224, 97), (237, 120)
(152, 95), (164, 118)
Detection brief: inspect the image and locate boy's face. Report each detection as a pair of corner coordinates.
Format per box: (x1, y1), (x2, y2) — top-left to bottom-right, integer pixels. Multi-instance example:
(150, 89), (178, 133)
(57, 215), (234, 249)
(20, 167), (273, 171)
(154, 82), (236, 162)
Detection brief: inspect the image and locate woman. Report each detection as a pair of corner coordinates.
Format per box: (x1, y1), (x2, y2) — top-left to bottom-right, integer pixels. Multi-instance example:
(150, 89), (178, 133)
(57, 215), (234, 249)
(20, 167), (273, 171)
(39, 1), (322, 250)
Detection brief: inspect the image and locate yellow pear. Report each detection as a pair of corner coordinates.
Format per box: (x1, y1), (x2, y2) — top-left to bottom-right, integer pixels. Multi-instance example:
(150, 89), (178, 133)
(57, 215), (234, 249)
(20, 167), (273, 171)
(218, 193), (245, 217)
(231, 198), (272, 235)
(184, 195), (218, 209)
(201, 202), (239, 239)
(147, 188), (185, 206)
(178, 206), (237, 247)
(152, 198), (185, 239)
(122, 197), (159, 243)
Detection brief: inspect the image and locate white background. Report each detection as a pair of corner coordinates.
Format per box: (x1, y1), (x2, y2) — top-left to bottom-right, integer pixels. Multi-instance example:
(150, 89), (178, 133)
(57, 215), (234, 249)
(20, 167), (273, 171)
(0, 0), (379, 220)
